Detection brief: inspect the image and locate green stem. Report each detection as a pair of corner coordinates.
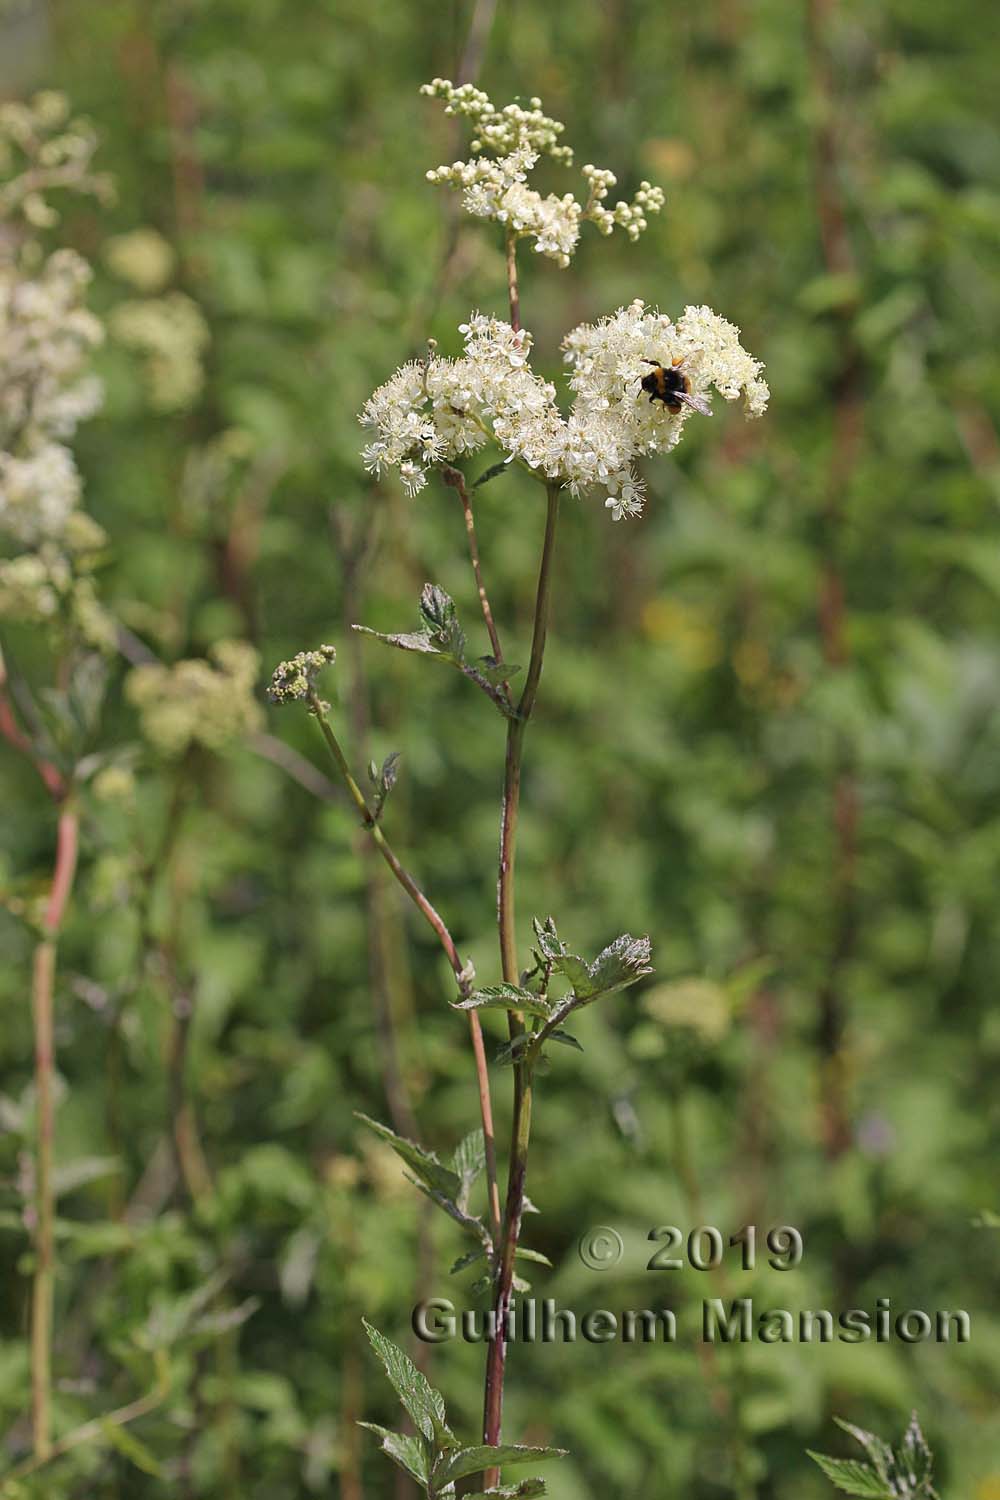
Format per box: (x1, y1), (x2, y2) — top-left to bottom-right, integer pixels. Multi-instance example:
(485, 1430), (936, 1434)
(482, 482), (561, 1482)
(305, 691), (502, 1253)
(497, 483), (561, 985)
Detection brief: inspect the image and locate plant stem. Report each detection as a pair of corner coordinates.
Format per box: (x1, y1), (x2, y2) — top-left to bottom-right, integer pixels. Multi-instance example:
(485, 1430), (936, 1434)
(305, 691), (502, 1252)
(441, 466), (505, 668)
(9, 1350), (170, 1484)
(31, 802), (79, 1463)
(0, 651), (65, 801)
(483, 482), (561, 1482)
(505, 230), (521, 333)
(497, 483), (560, 984)
(807, 0), (863, 1161)
(481, 1058), (533, 1466)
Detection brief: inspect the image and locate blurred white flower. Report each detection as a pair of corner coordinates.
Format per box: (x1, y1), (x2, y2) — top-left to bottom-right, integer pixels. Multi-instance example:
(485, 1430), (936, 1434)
(127, 640), (263, 756)
(110, 292), (209, 411)
(0, 89), (119, 649)
(1, 101), (108, 550)
(102, 226), (176, 294)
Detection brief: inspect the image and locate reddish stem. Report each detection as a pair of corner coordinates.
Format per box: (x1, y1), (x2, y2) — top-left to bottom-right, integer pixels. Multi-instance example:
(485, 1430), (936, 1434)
(31, 804), (79, 1460)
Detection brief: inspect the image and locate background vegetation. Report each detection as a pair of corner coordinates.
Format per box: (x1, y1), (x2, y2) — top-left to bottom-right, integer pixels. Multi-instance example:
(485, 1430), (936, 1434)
(1, 0), (997, 1495)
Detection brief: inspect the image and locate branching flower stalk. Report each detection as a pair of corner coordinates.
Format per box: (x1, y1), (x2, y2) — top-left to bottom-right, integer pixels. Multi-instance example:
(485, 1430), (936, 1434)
(272, 78), (767, 1498)
(270, 650), (502, 1250)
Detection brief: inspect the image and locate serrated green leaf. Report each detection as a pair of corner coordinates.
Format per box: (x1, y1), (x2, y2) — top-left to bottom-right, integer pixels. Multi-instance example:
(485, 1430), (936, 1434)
(354, 586), (512, 714)
(807, 1453), (892, 1498)
(531, 917), (564, 962)
(355, 1114), (461, 1202)
(419, 582), (457, 634)
(552, 953), (592, 993)
(834, 1419), (895, 1480)
(452, 1128), (485, 1179)
(475, 656), (522, 686)
(358, 1423), (431, 1485)
(464, 1483), (546, 1500)
(454, 986), (553, 1020)
(900, 1412), (934, 1488)
(369, 750), (401, 818)
(530, 920), (652, 1009)
(434, 1444), (567, 1487)
(584, 933), (654, 997)
(418, 583), (466, 659)
(452, 1128), (486, 1213)
(354, 624), (445, 657)
(362, 1321), (456, 1449)
(406, 1176), (490, 1247)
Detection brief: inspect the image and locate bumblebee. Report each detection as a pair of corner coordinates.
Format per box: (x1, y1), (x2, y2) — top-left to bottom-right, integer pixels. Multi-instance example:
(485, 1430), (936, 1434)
(640, 357), (713, 416)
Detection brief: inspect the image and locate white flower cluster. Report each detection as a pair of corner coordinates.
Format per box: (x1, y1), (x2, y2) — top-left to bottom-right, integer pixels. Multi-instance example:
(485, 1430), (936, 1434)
(421, 79), (663, 267)
(110, 292), (209, 412)
(0, 90), (120, 650)
(1, 96), (109, 551)
(360, 303), (768, 519)
(102, 226), (176, 294)
(127, 640), (263, 756)
(0, 249), (104, 542)
(0, 91), (111, 229)
(0, 524), (115, 649)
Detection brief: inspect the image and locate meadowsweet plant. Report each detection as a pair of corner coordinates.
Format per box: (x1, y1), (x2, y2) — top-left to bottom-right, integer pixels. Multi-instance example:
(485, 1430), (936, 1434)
(273, 79), (767, 1494)
(1, 93), (270, 1488)
(0, 94), (118, 1467)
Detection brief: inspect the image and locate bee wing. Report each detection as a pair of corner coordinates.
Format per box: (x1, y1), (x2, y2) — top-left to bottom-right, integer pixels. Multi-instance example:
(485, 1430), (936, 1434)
(675, 390), (713, 417)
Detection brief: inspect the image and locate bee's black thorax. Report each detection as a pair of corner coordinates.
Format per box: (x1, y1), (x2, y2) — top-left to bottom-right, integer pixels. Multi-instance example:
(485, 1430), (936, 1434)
(641, 361), (688, 409)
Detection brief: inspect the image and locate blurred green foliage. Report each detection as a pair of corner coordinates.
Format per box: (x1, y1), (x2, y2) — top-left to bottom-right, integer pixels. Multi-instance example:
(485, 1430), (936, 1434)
(1, 0), (999, 1496)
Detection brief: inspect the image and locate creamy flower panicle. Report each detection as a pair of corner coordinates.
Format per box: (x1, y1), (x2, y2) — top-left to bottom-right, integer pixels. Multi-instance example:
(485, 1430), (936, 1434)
(0, 247), (104, 543)
(421, 79), (663, 267)
(110, 292), (209, 412)
(360, 303), (768, 520)
(0, 91), (119, 648)
(361, 82), (765, 519)
(126, 640), (263, 757)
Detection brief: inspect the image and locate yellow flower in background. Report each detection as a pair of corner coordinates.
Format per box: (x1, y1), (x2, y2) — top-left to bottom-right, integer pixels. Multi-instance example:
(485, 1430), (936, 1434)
(641, 597), (722, 670)
(103, 227), (176, 294)
(127, 639), (262, 756)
